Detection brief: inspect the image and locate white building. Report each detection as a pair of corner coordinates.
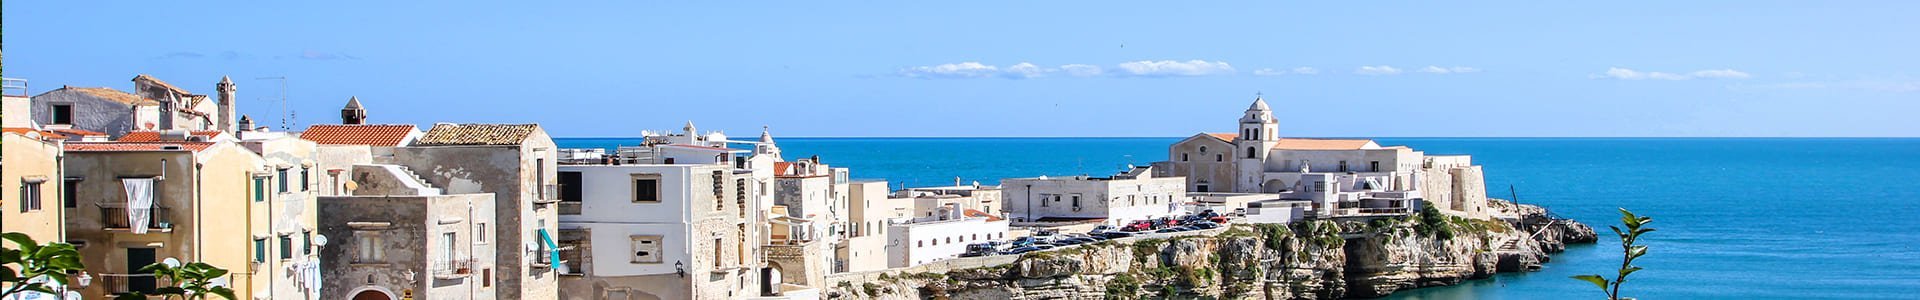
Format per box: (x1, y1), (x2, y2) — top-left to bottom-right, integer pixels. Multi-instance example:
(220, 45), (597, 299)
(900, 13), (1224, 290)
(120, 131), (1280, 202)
(886, 213), (1008, 267)
(1153, 96), (1492, 219)
(1001, 166), (1187, 226)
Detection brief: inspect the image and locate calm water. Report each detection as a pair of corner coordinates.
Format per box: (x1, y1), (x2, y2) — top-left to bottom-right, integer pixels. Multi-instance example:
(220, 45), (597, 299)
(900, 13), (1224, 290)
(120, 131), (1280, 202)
(557, 137), (1920, 299)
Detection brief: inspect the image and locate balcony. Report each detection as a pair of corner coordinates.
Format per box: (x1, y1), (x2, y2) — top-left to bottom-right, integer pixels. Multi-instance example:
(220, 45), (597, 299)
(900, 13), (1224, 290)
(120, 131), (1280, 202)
(99, 204), (172, 232)
(558, 201), (582, 215)
(432, 258), (475, 279)
(97, 273), (167, 295)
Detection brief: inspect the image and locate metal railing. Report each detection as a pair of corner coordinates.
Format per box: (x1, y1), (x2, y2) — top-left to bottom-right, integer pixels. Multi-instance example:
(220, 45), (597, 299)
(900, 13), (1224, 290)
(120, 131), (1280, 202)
(97, 273), (167, 295)
(1, 78), (27, 96)
(433, 258), (475, 277)
(98, 204), (172, 230)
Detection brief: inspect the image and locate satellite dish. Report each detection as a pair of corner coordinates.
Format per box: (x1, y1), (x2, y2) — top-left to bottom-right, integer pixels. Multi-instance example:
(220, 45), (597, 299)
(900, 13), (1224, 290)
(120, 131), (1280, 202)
(162, 258), (182, 268)
(209, 277), (229, 288)
(313, 235), (329, 247)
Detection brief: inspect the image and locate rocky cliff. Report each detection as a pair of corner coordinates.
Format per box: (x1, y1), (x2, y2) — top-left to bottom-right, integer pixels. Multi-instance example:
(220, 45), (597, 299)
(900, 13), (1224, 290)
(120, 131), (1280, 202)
(826, 203), (1596, 300)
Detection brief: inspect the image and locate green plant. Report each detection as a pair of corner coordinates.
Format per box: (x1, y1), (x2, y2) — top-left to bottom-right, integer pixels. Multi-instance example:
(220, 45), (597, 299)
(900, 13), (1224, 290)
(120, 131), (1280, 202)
(1572, 208), (1654, 300)
(1104, 273), (1141, 300)
(114, 261), (235, 300)
(1131, 239), (1166, 265)
(862, 282), (882, 296)
(1, 233), (86, 298)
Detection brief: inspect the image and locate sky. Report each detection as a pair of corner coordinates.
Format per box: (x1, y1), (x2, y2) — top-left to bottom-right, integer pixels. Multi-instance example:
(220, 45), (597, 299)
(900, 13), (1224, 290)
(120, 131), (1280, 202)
(4, 1), (1917, 137)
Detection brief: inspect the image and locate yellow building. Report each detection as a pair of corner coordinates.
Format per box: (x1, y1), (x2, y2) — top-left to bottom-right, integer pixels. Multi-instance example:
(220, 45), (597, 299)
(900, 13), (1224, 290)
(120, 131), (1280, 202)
(63, 131), (319, 299)
(2, 128), (65, 243)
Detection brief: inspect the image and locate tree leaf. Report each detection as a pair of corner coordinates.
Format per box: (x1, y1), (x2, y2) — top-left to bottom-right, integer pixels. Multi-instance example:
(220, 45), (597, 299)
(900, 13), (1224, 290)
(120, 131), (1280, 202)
(1570, 274), (1609, 289)
(1620, 266), (1644, 278)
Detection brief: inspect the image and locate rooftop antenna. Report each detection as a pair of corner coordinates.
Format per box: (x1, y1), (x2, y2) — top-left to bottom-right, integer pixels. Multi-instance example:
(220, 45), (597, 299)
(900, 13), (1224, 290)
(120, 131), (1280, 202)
(255, 76), (289, 130)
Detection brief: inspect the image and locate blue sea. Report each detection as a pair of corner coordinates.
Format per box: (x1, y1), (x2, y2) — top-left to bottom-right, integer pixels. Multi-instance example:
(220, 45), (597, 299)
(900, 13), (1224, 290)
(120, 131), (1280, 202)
(557, 137), (1920, 299)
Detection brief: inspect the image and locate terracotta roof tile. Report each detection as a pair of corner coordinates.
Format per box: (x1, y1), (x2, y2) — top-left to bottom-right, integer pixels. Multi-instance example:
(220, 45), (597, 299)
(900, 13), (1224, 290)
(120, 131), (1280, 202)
(2, 128), (65, 140)
(414, 123), (539, 146)
(300, 124), (417, 146)
(774, 162), (794, 175)
(118, 130), (225, 142)
(964, 209), (1003, 221)
(1272, 138), (1377, 150)
(65, 142), (213, 152)
(132, 74), (194, 96)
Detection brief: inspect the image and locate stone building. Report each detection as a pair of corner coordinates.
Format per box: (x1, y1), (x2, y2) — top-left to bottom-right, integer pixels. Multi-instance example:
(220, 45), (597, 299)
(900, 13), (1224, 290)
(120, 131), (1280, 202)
(319, 164), (497, 300)
(29, 75), (239, 138)
(769, 157), (847, 290)
(389, 123), (560, 300)
(1151, 96), (1492, 219)
(1, 128), (65, 243)
(1002, 166), (1187, 226)
(299, 97), (423, 196)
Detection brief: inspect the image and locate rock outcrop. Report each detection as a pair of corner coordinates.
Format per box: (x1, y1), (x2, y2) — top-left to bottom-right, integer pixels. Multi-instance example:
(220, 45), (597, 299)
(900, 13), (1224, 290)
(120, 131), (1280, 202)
(826, 203), (1595, 299)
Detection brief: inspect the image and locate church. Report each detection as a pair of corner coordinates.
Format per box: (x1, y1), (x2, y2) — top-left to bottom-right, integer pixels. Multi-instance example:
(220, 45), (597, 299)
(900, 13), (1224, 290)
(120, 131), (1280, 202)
(1152, 96), (1490, 218)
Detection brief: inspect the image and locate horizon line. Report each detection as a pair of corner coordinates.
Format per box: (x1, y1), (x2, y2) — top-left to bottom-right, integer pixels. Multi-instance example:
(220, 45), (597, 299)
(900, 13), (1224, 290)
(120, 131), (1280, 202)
(550, 135), (1920, 139)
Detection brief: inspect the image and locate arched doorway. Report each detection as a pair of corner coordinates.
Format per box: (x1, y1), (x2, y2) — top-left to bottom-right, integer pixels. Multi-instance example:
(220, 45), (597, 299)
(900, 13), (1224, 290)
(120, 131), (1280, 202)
(1264, 179), (1289, 193)
(351, 290), (393, 300)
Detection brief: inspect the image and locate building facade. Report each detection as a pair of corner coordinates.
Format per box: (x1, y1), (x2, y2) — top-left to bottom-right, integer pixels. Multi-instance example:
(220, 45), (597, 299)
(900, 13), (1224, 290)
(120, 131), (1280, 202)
(390, 123), (560, 300)
(1002, 166), (1187, 226)
(319, 164), (497, 300)
(554, 163), (761, 300)
(1, 129), (64, 242)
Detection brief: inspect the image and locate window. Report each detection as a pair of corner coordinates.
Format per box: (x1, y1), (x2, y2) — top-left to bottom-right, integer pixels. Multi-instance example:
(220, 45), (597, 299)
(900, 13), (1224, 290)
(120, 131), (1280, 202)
(536, 158), (547, 199)
(1198, 146), (1207, 153)
(1217, 154), (1223, 162)
(475, 223), (488, 244)
(280, 235), (294, 260)
(253, 178), (266, 202)
(63, 179), (78, 208)
(438, 232), (456, 266)
(1039, 194), (1050, 207)
(1181, 153), (1188, 161)
(18, 181), (42, 212)
(712, 238), (724, 268)
(355, 232), (384, 263)
(50, 104), (73, 125)
(1339, 161), (1349, 172)
(277, 169), (289, 193)
(917, 241), (923, 247)
(630, 235), (662, 263)
(253, 238), (267, 263)
(713, 171), (725, 210)
(303, 231), (313, 255)
(300, 168), (310, 192)
(1247, 147), (1256, 158)
(632, 174), (660, 203)
(1070, 194), (1081, 208)
(736, 179), (748, 218)
(559, 171), (583, 203)
(1370, 161), (1380, 172)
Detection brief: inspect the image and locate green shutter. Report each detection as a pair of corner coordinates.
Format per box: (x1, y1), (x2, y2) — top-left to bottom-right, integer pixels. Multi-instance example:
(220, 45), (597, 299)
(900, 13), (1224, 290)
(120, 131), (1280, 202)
(254, 179), (265, 202)
(539, 229), (560, 269)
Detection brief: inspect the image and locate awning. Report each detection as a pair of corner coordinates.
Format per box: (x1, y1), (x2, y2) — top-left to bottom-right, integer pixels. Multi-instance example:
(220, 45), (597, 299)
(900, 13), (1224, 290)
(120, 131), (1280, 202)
(537, 229), (560, 269)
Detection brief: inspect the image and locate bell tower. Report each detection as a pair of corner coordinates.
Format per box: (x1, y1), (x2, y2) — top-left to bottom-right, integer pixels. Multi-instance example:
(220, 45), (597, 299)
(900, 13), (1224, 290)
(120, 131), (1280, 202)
(215, 76), (237, 133)
(1235, 94), (1280, 192)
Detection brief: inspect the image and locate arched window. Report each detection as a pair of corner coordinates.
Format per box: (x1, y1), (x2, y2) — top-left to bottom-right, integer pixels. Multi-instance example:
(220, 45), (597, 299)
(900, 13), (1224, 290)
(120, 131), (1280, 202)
(1247, 147), (1257, 158)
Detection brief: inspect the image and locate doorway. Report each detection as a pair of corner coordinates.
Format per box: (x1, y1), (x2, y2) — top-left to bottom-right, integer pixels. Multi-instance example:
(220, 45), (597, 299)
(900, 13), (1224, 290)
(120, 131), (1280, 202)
(126, 248), (156, 293)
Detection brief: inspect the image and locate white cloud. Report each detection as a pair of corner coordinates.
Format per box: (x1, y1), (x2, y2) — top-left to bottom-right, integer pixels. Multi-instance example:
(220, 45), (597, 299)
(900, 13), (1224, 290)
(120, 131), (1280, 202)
(1003, 63), (1046, 79)
(1417, 66), (1480, 74)
(1689, 69), (1751, 79)
(1059, 64), (1104, 77)
(900, 62), (1001, 79)
(1355, 65), (1402, 75)
(1595, 67), (1752, 80)
(1253, 67), (1321, 76)
(1115, 60), (1236, 77)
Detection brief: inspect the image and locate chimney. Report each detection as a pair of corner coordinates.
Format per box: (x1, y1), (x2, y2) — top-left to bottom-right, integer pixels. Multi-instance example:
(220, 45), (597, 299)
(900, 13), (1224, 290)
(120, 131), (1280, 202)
(341, 96), (366, 125)
(238, 115), (255, 131)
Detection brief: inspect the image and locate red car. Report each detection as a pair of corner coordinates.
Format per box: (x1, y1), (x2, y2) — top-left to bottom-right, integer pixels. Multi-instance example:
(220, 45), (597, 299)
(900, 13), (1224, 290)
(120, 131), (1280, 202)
(1123, 220), (1155, 232)
(1209, 215), (1230, 224)
(1158, 217), (1180, 229)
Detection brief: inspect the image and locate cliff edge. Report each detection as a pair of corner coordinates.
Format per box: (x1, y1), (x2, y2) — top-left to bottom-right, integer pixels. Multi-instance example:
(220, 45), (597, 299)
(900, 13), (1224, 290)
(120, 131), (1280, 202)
(827, 201), (1596, 299)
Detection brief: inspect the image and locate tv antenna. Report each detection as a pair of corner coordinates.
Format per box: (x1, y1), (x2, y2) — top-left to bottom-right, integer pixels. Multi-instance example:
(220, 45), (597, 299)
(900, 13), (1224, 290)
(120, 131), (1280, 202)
(255, 76), (291, 130)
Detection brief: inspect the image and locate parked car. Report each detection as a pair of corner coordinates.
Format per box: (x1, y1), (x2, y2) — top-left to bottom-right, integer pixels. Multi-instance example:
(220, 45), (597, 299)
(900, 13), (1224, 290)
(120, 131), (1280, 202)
(1123, 220), (1156, 232)
(1102, 231), (1139, 239)
(1089, 225), (1118, 235)
(962, 243), (999, 257)
(1004, 246), (1044, 255)
(1158, 217), (1181, 229)
(1011, 237), (1042, 248)
(1154, 227), (1181, 233)
(1191, 222), (1222, 229)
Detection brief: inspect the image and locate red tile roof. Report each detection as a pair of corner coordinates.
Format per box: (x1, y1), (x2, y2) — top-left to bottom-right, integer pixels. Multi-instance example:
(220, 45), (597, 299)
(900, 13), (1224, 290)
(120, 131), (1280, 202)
(415, 123), (538, 146)
(1, 128), (65, 140)
(1197, 132), (1375, 150)
(964, 209), (1003, 222)
(774, 162), (794, 175)
(1272, 138), (1376, 150)
(117, 130), (226, 142)
(300, 124), (417, 146)
(65, 142), (214, 152)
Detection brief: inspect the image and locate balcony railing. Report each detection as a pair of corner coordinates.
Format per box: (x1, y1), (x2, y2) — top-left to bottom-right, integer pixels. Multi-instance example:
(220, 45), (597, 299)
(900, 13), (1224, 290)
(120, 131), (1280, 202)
(433, 258), (475, 278)
(98, 204), (172, 231)
(97, 273), (167, 295)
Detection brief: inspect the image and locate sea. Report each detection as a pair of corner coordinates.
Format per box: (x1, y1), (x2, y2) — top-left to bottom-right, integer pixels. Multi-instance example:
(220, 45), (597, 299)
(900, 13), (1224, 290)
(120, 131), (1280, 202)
(555, 137), (1920, 299)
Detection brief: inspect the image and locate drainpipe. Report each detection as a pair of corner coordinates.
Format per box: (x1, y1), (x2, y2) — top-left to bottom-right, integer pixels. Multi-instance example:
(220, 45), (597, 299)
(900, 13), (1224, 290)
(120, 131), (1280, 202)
(56, 141), (66, 242)
(193, 162), (203, 262)
(242, 168), (253, 299)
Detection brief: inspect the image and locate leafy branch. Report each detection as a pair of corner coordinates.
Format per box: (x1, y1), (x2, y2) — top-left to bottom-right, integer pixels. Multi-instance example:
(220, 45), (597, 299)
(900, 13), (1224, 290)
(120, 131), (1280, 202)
(1571, 208), (1654, 300)
(0, 232), (87, 298)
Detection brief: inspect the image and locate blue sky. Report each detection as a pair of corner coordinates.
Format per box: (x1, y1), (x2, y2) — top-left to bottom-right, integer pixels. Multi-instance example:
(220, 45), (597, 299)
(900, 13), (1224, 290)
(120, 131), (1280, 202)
(5, 1), (1916, 137)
